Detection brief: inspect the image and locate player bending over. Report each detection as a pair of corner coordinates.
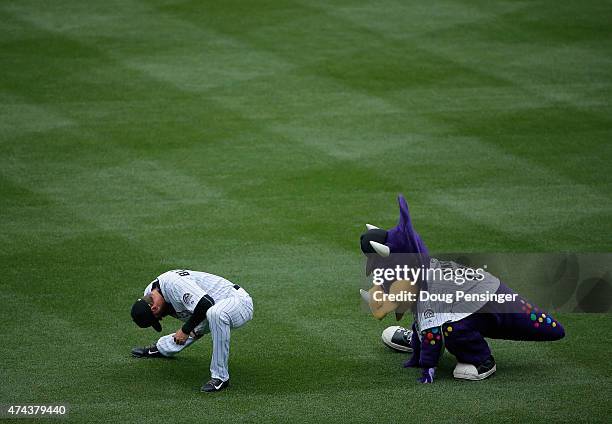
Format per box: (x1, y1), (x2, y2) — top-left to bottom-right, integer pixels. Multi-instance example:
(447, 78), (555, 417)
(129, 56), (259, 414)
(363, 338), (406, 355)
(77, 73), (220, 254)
(360, 195), (565, 384)
(130, 269), (253, 392)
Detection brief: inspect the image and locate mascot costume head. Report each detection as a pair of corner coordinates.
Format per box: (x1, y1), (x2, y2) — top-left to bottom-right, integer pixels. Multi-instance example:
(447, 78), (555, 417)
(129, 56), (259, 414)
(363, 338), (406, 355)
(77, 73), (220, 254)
(360, 195), (430, 278)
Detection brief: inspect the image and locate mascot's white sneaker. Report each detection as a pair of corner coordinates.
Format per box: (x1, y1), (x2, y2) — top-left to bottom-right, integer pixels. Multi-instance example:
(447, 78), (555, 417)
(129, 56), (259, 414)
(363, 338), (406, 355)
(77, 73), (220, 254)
(453, 356), (496, 381)
(381, 326), (413, 352)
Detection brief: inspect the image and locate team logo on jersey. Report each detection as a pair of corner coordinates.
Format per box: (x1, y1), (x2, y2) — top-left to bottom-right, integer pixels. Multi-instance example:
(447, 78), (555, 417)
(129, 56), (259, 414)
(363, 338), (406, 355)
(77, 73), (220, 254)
(424, 309), (435, 319)
(183, 293), (195, 306)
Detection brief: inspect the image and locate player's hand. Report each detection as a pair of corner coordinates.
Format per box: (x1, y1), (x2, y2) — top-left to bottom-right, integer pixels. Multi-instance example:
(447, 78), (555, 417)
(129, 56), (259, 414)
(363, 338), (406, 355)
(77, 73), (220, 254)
(417, 367), (435, 384)
(173, 329), (189, 345)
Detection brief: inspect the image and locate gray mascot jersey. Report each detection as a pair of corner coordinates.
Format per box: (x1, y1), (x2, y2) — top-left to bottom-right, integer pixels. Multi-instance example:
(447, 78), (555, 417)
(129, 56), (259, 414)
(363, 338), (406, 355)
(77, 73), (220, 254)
(416, 258), (500, 332)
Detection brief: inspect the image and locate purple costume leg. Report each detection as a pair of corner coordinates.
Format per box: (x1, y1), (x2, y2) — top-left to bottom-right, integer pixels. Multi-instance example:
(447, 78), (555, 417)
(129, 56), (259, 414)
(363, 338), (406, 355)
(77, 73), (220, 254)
(403, 323), (421, 368)
(442, 317), (493, 366)
(443, 284), (565, 366)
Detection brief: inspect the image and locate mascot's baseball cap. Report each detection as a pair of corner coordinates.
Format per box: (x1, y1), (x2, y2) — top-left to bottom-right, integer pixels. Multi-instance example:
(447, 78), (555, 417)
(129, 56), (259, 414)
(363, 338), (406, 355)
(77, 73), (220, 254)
(131, 299), (162, 332)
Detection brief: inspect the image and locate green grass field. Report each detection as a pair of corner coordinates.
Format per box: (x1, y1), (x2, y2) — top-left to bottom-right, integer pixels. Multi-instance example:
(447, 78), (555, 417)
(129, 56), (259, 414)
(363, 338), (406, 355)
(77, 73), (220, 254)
(1, 0), (611, 422)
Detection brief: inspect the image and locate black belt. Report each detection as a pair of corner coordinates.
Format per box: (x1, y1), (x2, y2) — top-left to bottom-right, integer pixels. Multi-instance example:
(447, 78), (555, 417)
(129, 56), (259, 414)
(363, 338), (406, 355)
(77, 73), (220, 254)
(233, 284), (241, 290)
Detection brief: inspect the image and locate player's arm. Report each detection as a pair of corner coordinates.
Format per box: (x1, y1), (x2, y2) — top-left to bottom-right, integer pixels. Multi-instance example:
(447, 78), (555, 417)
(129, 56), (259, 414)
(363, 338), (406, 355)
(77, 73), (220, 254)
(170, 278), (214, 344)
(181, 294), (215, 335)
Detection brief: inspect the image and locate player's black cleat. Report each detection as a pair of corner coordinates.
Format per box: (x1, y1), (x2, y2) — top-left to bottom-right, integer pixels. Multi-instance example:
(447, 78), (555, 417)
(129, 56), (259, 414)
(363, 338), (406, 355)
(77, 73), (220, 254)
(201, 378), (229, 393)
(131, 344), (165, 358)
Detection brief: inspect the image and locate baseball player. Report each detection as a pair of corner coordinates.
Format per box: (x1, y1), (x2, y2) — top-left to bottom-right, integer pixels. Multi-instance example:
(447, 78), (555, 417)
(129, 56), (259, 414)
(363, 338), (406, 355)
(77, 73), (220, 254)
(130, 269), (253, 392)
(360, 195), (565, 384)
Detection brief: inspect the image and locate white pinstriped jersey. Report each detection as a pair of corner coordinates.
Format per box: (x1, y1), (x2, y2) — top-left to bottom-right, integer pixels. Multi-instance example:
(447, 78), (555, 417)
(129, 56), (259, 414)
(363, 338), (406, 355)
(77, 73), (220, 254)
(416, 258), (500, 331)
(149, 269), (254, 381)
(145, 269), (239, 322)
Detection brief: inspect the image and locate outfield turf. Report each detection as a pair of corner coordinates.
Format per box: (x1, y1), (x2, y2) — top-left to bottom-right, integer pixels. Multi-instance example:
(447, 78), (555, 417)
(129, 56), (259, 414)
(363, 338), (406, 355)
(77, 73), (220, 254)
(1, 0), (612, 422)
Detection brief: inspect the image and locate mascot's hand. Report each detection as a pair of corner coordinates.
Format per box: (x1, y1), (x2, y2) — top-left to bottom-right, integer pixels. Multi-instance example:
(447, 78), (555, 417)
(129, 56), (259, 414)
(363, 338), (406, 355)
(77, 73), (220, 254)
(417, 367), (435, 384)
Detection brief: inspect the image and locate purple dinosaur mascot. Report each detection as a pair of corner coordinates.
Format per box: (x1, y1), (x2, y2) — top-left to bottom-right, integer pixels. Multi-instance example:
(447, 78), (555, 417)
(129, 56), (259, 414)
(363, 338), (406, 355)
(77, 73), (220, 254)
(360, 195), (565, 383)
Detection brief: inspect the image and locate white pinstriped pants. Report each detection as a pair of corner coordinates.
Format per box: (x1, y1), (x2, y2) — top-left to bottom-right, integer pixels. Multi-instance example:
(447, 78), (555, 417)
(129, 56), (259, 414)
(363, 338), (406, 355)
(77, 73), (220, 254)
(156, 290), (253, 381)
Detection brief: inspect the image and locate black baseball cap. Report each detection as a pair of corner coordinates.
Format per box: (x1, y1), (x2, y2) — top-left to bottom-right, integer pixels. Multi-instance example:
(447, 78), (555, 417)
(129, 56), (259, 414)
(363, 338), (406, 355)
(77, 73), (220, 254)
(131, 299), (162, 332)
